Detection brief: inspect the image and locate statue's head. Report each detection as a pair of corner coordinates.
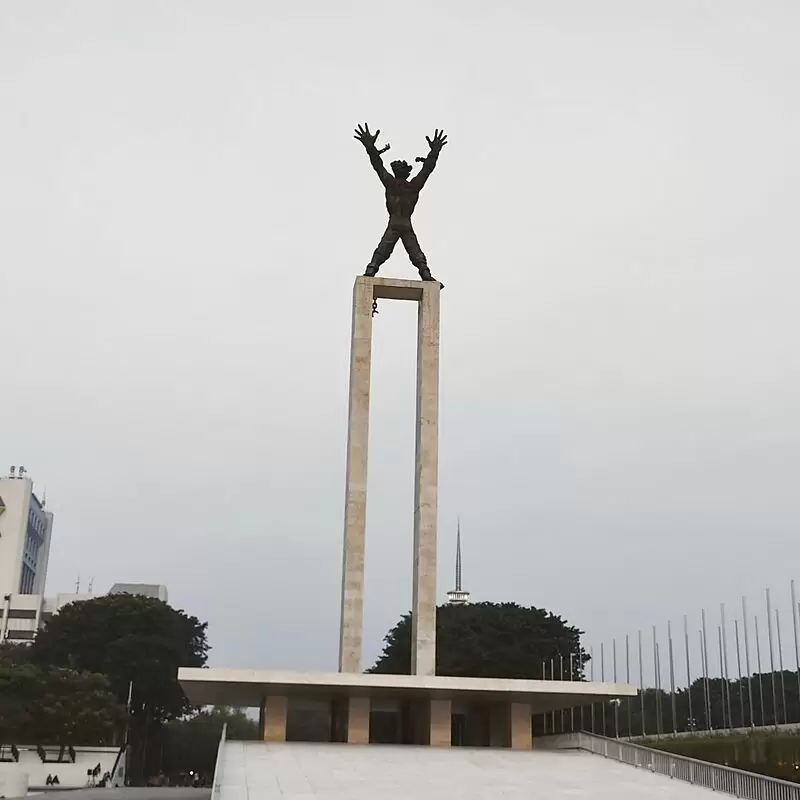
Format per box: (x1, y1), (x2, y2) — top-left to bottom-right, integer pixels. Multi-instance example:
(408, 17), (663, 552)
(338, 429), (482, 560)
(390, 160), (413, 180)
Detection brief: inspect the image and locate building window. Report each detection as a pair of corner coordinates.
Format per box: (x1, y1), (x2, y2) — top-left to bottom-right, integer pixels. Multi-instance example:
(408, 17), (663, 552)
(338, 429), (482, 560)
(19, 564), (36, 595)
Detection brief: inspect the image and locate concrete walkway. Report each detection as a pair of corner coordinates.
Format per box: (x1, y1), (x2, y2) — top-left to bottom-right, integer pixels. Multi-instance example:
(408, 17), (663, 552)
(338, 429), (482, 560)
(219, 741), (721, 798)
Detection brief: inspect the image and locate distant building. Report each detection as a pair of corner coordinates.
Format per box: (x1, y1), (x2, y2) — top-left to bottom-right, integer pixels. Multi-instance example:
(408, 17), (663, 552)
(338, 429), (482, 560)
(0, 467), (54, 597)
(109, 583), (168, 603)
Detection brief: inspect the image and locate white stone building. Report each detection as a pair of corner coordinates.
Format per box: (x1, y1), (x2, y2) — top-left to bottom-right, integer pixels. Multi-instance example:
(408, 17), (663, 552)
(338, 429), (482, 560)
(0, 468), (53, 598)
(0, 468), (54, 642)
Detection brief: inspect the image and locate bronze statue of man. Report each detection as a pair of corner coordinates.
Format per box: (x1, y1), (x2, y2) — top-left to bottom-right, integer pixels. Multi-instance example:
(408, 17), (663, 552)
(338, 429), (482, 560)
(354, 123), (447, 284)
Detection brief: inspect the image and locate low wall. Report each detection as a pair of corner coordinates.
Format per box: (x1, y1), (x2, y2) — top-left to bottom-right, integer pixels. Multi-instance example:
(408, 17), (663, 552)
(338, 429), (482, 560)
(0, 768), (29, 798)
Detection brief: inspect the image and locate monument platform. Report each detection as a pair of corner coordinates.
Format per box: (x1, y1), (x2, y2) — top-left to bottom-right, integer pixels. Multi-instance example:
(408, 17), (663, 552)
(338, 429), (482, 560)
(178, 667), (636, 748)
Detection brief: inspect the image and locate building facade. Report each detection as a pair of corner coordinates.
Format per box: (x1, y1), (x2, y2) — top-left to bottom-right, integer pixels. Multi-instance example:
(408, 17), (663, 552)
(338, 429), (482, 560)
(0, 468), (53, 598)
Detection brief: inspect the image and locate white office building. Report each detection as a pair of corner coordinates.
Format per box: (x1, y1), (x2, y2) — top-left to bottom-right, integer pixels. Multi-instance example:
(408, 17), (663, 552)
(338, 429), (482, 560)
(0, 468), (56, 642)
(0, 467), (53, 598)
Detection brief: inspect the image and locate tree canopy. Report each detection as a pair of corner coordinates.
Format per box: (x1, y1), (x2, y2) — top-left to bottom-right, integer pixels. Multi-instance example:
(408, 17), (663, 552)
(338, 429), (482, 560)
(31, 594), (208, 723)
(0, 652), (123, 744)
(370, 601), (588, 678)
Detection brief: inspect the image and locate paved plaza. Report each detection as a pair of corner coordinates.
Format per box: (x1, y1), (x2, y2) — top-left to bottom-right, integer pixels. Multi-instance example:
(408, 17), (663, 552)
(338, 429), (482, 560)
(219, 741), (719, 799)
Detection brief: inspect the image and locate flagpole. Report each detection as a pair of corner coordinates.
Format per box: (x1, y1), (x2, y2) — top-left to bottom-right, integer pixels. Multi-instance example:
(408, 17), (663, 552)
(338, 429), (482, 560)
(742, 596), (754, 727)
(776, 608), (787, 725)
(601, 642), (607, 736)
(626, 633), (632, 737)
(638, 630), (646, 737)
(755, 615), (766, 727)
(721, 603), (732, 730)
(701, 610), (712, 730)
(792, 580), (800, 723)
(613, 638), (619, 739)
(668, 620), (677, 736)
(590, 646), (596, 735)
(766, 589), (778, 729)
(684, 615), (694, 731)
(735, 619), (745, 728)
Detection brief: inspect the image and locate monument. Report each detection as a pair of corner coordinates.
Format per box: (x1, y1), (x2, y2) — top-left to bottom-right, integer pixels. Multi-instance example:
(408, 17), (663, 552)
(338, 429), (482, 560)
(177, 123), (636, 748)
(354, 122), (446, 285)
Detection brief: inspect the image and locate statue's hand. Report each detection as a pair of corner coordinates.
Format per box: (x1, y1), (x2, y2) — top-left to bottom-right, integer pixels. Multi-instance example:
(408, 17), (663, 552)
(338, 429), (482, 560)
(425, 128), (448, 153)
(354, 123), (383, 149)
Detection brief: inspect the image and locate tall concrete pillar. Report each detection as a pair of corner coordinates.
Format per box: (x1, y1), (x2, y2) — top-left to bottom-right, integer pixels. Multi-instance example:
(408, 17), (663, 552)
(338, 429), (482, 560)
(410, 283), (441, 677)
(338, 277), (441, 676)
(338, 278), (374, 674)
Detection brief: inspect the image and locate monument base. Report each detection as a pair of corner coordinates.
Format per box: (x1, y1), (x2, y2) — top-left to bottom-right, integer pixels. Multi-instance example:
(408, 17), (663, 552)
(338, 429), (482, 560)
(179, 667), (636, 749)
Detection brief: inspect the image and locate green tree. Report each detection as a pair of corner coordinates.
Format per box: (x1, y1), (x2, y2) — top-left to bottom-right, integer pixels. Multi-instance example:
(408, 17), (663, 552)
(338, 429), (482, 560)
(0, 661), (123, 744)
(0, 643), (31, 665)
(30, 594), (209, 782)
(370, 601), (588, 678)
(161, 708), (258, 784)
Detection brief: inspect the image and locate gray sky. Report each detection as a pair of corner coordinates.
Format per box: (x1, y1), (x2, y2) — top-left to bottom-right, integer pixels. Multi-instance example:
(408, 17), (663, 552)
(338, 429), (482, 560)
(2, 1), (799, 674)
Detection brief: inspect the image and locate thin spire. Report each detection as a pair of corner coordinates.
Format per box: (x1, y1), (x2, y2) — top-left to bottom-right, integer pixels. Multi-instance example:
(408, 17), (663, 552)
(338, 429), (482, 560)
(455, 517), (463, 591)
(447, 518), (470, 605)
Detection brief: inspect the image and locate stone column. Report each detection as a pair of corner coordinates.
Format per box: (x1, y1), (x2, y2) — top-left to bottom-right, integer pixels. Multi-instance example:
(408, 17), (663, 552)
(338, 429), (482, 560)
(346, 697), (371, 744)
(410, 282), (441, 676)
(338, 279), (374, 673)
(429, 699), (452, 747)
(510, 702), (533, 750)
(262, 695), (288, 742)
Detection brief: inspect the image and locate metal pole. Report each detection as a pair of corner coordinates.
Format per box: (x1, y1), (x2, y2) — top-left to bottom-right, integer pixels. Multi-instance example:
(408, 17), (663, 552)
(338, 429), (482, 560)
(560, 653), (565, 733)
(792, 580), (800, 724)
(550, 658), (556, 733)
(735, 619), (745, 729)
(655, 640), (663, 737)
(742, 596), (754, 727)
(613, 638), (619, 739)
(755, 615), (766, 727)
(579, 647), (585, 732)
(638, 630), (646, 737)
(718, 626), (728, 729)
(684, 615), (693, 731)
(652, 627), (659, 736)
(766, 589), (778, 728)
(668, 620), (677, 735)
(590, 646), (596, 734)
(700, 628), (711, 731)
(542, 661), (555, 736)
(569, 652), (575, 732)
(776, 608), (787, 726)
(721, 603), (733, 730)
(701, 610), (712, 730)
(601, 642), (607, 736)
(626, 633), (632, 737)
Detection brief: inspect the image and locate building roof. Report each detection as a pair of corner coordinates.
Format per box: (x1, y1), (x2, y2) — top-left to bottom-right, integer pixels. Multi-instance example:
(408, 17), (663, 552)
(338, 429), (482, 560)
(178, 667), (636, 711)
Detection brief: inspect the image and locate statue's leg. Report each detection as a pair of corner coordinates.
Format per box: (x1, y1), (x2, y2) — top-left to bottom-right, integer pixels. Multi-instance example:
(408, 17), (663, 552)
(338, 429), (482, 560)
(401, 228), (436, 281)
(365, 225), (399, 276)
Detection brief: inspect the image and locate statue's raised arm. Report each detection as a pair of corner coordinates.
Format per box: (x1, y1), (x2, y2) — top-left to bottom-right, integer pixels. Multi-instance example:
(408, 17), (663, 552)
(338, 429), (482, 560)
(410, 129), (447, 191)
(354, 123), (391, 186)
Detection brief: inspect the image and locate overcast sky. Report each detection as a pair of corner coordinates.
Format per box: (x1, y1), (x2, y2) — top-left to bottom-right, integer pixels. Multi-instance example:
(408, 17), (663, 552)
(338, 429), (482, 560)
(2, 1), (799, 676)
